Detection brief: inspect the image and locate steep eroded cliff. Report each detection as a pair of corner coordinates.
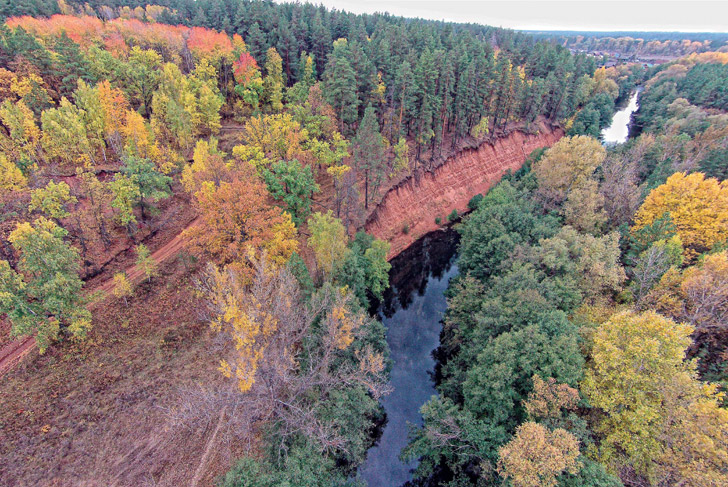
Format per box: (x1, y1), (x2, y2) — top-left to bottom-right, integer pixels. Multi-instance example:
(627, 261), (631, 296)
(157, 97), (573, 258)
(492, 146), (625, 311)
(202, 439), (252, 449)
(366, 128), (564, 258)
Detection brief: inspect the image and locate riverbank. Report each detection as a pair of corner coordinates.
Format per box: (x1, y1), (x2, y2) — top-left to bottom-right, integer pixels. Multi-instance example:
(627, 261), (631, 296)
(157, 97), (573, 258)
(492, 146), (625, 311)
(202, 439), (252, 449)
(366, 125), (563, 258)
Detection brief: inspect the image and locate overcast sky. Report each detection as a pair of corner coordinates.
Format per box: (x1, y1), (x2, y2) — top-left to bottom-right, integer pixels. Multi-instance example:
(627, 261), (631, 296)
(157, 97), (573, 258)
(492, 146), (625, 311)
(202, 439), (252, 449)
(282, 1), (728, 33)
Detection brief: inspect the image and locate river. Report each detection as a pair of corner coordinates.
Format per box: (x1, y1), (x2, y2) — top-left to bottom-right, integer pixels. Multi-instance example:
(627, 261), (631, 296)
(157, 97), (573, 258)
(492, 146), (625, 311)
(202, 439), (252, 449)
(601, 88), (641, 144)
(359, 88), (640, 486)
(360, 229), (460, 486)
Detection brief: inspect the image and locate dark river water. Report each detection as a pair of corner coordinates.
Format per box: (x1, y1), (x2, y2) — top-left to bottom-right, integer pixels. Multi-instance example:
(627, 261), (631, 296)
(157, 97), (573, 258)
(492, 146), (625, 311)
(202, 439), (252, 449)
(359, 229), (460, 487)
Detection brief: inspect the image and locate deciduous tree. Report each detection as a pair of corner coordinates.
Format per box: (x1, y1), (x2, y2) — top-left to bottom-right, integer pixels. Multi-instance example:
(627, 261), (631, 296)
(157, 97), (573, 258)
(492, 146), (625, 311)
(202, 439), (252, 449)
(29, 180), (77, 220)
(184, 165), (298, 281)
(112, 272), (133, 305)
(633, 172), (728, 260)
(263, 47), (283, 112)
(308, 210), (349, 277)
(262, 159), (319, 226)
(0, 217), (90, 352)
(533, 135), (606, 208)
(497, 422), (581, 487)
(583, 310), (728, 483)
(135, 243), (158, 282)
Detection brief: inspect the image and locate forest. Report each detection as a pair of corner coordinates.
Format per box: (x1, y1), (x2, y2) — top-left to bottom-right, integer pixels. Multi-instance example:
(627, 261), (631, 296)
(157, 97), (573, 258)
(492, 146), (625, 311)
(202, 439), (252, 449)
(406, 46), (728, 487)
(0, 1), (726, 486)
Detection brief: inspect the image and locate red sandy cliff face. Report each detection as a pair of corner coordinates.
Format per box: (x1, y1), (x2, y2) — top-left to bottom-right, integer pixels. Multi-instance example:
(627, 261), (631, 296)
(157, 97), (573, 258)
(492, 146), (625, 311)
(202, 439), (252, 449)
(366, 128), (564, 258)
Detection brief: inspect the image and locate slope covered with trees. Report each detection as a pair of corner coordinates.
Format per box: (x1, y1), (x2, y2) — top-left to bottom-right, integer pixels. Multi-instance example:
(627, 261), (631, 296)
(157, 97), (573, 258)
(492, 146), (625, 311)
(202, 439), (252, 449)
(406, 52), (728, 487)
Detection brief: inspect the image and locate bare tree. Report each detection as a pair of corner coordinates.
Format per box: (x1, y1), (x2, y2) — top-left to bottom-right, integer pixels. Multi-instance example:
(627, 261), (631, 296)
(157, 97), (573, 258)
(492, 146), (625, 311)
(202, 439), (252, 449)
(172, 256), (390, 459)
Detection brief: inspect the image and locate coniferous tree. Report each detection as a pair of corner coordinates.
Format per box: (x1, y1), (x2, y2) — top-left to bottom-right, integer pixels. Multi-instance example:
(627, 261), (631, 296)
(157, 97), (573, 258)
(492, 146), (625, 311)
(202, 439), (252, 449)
(323, 39), (359, 134)
(353, 105), (386, 209)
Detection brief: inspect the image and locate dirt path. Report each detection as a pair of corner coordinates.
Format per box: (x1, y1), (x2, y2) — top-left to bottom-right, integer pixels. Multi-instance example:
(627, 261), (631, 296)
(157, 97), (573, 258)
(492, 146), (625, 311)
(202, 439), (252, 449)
(96, 217), (198, 295)
(0, 336), (35, 377)
(0, 217), (200, 377)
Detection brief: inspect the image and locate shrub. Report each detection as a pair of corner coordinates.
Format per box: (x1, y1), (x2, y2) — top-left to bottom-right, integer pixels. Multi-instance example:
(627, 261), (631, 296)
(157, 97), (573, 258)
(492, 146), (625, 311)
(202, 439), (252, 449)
(467, 194), (483, 210)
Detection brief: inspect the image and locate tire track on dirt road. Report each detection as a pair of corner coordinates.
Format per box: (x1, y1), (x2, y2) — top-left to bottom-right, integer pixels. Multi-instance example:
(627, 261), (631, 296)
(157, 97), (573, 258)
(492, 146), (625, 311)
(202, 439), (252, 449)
(0, 218), (199, 376)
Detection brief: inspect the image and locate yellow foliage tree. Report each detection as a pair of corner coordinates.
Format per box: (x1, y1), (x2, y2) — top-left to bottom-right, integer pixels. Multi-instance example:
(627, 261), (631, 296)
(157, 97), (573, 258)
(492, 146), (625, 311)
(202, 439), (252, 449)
(0, 154), (27, 198)
(307, 210), (349, 277)
(112, 272), (133, 305)
(234, 113), (309, 170)
(533, 135), (606, 207)
(642, 250), (728, 331)
(497, 422), (581, 487)
(633, 172), (728, 260)
(201, 257), (375, 395)
(29, 180), (77, 220)
(184, 165), (298, 281)
(583, 310), (728, 484)
(0, 99), (41, 164)
(181, 137), (232, 193)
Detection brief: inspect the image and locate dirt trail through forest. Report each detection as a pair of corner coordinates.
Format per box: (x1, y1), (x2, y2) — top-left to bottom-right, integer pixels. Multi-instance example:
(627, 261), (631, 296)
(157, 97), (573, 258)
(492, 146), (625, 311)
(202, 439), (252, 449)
(0, 217), (200, 376)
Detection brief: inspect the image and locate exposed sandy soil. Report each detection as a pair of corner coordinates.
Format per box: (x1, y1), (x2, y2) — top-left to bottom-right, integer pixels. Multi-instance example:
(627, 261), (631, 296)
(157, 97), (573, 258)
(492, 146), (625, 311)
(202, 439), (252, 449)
(366, 124), (563, 257)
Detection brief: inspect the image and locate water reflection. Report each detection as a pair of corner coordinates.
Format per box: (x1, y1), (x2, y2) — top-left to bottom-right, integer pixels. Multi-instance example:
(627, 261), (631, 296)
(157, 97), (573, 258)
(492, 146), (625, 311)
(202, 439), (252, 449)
(601, 88), (641, 145)
(380, 229), (460, 318)
(360, 229), (460, 487)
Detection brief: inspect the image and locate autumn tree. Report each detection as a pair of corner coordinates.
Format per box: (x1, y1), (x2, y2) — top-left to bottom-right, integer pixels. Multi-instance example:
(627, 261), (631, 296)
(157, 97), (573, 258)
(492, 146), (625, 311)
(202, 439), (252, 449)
(233, 113), (309, 170)
(523, 376), (580, 421)
(533, 135), (606, 208)
(40, 97), (92, 166)
(307, 211), (349, 278)
(184, 164), (298, 281)
(29, 180), (77, 220)
(0, 154), (27, 199)
(112, 272), (133, 305)
(262, 47), (284, 112)
(181, 138), (233, 194)
(327, 163), (351, 218)
(642, 250), (728, 332)
(633, 172), (728, 260)
(497, 422), (581, 487)
(583, 310), (728, 484)
(0, 99), (41, 165)
(537, 226), (626, 304)
(233, 51), (264, 112)
(135, 243), (158, 282)
(562, 179), (607, 235)
(76, 165), (112, 248)
(196, 256), (388, 451)
(0, 218), (90, 352)
(390, 137), (410, 177)
(151, 62), (222, 149)
(109, 173), (140, 230)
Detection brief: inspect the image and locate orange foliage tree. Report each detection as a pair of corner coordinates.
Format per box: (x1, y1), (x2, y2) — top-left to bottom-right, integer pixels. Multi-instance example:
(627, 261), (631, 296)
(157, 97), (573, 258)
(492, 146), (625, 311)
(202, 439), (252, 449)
(184, 163), (298, 280)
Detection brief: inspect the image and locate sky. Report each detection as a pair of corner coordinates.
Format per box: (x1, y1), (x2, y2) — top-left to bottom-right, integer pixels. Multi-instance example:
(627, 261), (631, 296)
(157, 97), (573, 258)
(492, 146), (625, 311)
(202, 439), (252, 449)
(280, 1), (728, 33)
